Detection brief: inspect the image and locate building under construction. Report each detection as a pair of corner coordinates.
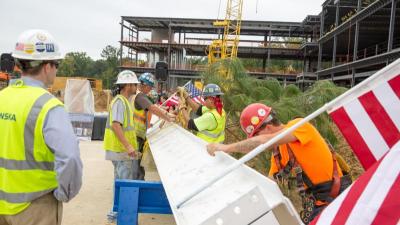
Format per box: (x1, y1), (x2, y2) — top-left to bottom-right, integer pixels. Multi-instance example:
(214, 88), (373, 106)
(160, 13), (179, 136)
(119, 0), (399, 88)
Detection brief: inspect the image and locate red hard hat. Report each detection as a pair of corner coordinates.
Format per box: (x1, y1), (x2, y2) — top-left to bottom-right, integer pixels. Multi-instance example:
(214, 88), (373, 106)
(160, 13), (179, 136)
(240, 103), (273, 138)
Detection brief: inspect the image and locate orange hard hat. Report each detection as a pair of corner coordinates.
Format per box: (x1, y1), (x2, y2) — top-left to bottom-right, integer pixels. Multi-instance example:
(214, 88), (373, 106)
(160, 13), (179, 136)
(240, 103), (273, 138)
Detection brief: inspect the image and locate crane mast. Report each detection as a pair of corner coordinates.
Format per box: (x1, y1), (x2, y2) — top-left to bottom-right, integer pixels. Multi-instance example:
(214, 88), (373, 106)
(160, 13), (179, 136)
(208, 0), (243, 64)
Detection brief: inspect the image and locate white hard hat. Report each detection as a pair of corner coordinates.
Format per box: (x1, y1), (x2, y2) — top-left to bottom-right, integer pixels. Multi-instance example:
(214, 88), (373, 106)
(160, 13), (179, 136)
(116, 70), (140, 84)
(12, 29), (63, 61)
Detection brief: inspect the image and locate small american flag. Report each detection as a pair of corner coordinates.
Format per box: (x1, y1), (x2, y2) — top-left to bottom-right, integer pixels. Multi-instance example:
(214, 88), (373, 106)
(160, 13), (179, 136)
(184, 81), (204, 104)
(166, 82), (204, 106)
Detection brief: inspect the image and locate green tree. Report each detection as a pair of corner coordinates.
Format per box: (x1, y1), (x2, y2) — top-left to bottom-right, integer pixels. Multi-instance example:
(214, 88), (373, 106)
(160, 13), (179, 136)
(100, 45), (121, 89)
(56, 45), (122, 88)
(57, 52), (94, 77)
(202, 58), (347, 169)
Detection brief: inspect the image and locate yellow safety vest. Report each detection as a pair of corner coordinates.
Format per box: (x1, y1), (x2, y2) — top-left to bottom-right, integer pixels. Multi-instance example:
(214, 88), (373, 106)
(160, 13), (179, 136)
(103, 95), (138, 152)
(196, 107), (226, 143)
(132, 96), (151, 139)
(0, 80), (62, 215)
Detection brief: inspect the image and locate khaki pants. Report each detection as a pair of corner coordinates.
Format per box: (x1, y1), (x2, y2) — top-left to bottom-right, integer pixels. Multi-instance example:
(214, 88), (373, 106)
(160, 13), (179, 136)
(0, 193), (62, 225)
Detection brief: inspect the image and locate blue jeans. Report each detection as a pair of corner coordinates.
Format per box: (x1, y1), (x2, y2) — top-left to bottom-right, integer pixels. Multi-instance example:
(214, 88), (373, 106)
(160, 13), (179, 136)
(112, 160), (140, 180)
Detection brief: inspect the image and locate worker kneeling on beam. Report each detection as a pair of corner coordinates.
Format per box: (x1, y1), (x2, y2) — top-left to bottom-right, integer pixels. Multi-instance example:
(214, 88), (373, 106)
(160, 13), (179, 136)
(0, 29), (83, 225)
(132, 72), (176, 180)
(179, 83), (226, 143)
(207, 103), (352, 224)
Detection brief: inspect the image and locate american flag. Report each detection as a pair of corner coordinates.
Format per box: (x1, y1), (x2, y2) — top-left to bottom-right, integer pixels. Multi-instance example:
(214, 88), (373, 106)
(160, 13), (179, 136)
(311, 59), (400, 224)
(311, 141), (400, 225)
(327, 61), (400, 170)
(166, 81), (204, 106)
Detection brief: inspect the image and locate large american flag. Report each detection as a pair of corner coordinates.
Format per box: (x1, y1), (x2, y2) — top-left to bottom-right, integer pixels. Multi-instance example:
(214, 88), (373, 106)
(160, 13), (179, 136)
(166, 82), (204, 106)
(311, 141), (400, 225)
(327, 62), (400, 170)
(311, 59), (400, 224)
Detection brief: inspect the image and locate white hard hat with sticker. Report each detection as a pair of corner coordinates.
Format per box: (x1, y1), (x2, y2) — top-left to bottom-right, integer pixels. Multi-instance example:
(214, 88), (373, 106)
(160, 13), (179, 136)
(12, 29), (63, 61)
(116, 70), (140, 84)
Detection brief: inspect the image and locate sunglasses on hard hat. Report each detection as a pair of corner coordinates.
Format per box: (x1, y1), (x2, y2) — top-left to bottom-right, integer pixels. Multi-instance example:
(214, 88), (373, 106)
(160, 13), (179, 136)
(50, 61), (60, 69)
(253, 115), (274, 136)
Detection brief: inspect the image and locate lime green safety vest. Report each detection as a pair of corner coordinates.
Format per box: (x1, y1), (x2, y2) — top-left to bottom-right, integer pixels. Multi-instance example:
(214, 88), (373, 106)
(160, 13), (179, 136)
(196, 107), (226, 143)
(103, 95), (138, 152)
(0, 80), (62, 215)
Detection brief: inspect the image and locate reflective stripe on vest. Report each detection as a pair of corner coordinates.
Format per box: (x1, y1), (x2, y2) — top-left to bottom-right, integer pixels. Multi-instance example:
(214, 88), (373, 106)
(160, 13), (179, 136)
(133, 105), (147, 139)
(199, 130), (225, 139)
(103, 95), (138, 152)
(197, 108), (226, 143)
(0, 81), (61, 214)
(0, 189), (53, 204)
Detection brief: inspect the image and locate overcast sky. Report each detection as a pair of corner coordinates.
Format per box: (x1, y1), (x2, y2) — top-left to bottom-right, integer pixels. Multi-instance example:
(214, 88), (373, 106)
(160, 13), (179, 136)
(0, 0), (323, 59)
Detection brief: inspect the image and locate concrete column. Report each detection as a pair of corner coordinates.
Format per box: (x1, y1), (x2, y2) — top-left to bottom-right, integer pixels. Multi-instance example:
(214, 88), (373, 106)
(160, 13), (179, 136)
(317, 44), (322, 80)
(120, 18), (124, 67)
(136, 31), (139, 67)
(387, 0), (397, 52)
(267, 30), (272, 68)
(167, 25), (172, 65)
(332, 1), (340, 67)
(317, 6), (325, 78)
(263, 33), (268, 71)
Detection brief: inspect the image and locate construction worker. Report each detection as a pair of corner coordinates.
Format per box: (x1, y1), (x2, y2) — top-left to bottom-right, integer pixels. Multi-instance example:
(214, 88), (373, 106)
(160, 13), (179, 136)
(0, 29), (82, 225)
(178, 83), (226, 143)
(207, 103), (352, 224)
(104, 70), (140, 177)
(103, 70), (140, 222)
(132, 72), (176, 180)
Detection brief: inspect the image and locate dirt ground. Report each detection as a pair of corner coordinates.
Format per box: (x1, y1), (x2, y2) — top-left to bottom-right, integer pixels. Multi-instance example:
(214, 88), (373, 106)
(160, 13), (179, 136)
(62, 141), (176, 225)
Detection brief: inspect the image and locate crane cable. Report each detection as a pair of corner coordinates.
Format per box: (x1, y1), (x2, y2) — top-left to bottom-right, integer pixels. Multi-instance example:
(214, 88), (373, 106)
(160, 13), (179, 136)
(256, 0), (259, 14)
(217, 0), (222, 20)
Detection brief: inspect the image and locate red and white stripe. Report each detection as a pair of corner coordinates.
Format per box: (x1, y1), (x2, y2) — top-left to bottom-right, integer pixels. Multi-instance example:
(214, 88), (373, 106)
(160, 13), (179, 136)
(311, 140), (400, 225)
(327, 63), (400, 170)
(166, 95), (179, 106)
(165, 95), (204, 106)
(192, 96), (205, 105)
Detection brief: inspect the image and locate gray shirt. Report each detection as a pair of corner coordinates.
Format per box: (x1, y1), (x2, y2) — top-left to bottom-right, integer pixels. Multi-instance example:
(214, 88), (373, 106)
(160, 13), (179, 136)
(134, 92), (153, 111)
(105, 98), (131, 161)
(22, 77), (83, 202)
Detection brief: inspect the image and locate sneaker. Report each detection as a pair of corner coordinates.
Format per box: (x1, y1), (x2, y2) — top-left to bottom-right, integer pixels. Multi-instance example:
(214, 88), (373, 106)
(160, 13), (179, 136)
(107, 211), (118, 223)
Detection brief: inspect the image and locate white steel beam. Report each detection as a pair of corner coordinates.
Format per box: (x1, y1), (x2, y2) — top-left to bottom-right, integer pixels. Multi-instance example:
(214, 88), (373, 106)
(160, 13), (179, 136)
(147, 122), (302, 225)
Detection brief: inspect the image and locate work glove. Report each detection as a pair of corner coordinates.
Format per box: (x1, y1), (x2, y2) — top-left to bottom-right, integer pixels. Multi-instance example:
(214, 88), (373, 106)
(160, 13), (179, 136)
(177, 87), (189, 99)
(166, 112), (176, 123)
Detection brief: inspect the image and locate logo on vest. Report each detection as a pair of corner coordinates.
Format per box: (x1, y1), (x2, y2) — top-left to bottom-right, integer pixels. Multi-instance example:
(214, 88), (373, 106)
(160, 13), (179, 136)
(0, 112), (16, 122)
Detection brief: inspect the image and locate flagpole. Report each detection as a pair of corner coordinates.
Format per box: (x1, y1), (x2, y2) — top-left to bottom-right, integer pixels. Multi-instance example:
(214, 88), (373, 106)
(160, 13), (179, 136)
(175, 58), (400, 209)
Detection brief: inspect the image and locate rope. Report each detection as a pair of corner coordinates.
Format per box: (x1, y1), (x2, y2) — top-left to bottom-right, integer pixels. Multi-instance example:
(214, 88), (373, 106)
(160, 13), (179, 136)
(176, 91), (192, 129)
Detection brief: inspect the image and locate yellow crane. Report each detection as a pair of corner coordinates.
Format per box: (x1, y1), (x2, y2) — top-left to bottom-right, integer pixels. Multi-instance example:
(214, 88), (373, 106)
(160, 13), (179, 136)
(208, 0), (244, 64)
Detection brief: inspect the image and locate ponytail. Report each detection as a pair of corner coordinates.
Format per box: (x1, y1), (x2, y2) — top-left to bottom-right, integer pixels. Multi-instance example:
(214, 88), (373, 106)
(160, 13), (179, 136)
(213, 96), (224, 115)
